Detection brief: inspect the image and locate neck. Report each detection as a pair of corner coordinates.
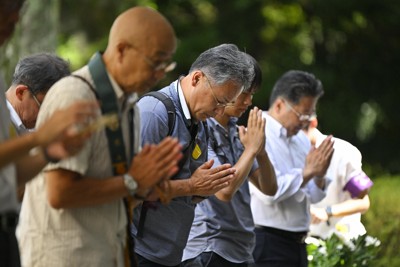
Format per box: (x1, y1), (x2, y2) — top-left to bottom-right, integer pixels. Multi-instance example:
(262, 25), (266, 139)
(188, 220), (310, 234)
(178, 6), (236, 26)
(215, 114), (230, 128)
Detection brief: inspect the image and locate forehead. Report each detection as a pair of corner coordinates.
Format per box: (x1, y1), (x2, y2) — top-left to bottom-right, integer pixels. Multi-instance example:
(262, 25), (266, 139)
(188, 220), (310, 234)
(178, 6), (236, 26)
(215, 80), (242, 101)
(143, 34), (176, 60)
(295, 96), (318, 112)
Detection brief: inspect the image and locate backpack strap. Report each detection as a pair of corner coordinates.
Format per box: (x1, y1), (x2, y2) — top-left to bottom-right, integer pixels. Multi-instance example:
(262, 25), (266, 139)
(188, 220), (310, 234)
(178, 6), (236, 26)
(136, 91), (176, 238)
(141, 91), (176, 136)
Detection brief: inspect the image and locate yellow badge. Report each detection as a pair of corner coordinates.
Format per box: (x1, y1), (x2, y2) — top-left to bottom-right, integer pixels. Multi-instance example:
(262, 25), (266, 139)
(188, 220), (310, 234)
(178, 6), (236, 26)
(192, 143), (202, 159)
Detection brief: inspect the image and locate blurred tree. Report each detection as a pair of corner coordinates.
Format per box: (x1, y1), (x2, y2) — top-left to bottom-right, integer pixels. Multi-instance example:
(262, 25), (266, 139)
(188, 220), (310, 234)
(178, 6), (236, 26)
(0, 0), (59, 85)
(1, 0), (399, 173)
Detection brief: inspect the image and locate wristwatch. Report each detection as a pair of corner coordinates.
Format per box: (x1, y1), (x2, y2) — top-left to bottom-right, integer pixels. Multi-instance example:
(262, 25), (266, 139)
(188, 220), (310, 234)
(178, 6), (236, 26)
(325, 206), (333, 217)
(123, 173), (138, 196)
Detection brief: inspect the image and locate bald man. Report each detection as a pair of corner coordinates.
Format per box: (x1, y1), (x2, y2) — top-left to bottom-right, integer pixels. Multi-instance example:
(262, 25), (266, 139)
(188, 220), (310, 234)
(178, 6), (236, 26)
(18, 7), (182, 267)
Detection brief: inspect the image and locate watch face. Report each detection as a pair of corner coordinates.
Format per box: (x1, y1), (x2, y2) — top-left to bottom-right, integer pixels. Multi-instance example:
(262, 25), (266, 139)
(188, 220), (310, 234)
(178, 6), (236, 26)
(124, 174), (138, 192)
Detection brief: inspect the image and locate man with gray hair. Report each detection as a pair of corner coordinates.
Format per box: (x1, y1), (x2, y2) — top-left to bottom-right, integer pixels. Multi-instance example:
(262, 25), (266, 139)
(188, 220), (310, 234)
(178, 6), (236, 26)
(132, 43), (255, 267)
(6, 53), (70, 134)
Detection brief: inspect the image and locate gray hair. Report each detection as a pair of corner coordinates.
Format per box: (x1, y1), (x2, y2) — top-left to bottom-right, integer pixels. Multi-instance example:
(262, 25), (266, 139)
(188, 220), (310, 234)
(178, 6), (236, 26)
(189, 43), (255, 92)
(12, 53), (70, 95)
(269, 70), (324, 106)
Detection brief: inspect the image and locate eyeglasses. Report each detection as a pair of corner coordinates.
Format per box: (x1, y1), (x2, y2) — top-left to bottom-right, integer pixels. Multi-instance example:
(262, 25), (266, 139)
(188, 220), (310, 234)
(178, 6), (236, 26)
(28, 89), (41, 107)
(145, 57), (176, 73)
(130, 44), (176, 73)
(285, 100), (316, 122)
(203, 75), (229, 108)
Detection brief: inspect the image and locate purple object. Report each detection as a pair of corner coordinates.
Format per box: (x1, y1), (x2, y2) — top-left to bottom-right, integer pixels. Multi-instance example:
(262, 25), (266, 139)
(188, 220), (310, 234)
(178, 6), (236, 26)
(343, 171), (373, 198)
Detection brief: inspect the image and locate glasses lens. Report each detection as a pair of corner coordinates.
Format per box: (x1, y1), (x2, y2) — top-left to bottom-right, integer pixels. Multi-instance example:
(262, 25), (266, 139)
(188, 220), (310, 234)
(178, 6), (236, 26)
(155, 61), (176, 73)
(299, 113), (317, 122)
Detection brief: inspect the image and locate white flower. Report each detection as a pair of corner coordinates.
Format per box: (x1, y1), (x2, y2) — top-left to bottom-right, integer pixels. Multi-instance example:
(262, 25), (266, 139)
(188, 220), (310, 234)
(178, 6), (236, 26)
(365, 235), (381, 247)
(318, 246), (327, 255)
(305, 236), (323, 246)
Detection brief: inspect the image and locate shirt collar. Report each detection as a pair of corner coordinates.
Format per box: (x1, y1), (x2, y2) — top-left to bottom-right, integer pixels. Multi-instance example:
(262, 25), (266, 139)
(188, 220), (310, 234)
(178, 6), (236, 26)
(264, 112), (290, 139)
(107, 70), (137, 110)
(176, 79), (191, 122)
(6, 100), (29, 134)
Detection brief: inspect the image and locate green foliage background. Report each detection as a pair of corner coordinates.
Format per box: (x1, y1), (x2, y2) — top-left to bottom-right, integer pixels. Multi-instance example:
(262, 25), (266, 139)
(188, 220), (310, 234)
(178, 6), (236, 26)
(362, 176), (400, 266)
(3, 0), (399, 175)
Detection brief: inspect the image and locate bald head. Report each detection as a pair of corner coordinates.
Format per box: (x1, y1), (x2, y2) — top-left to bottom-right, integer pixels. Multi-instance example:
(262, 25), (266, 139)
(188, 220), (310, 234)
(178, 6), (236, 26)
(103, 6), (177, 94)
(108, 7), (175, 50)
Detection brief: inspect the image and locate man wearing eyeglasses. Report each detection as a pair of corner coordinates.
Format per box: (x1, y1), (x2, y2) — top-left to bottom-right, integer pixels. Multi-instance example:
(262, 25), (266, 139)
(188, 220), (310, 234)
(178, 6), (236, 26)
(133, 44), (255, 267)
(1, 1), (98, 266)
(17, 6), (182, 267)
(5, 53), (70, 135)
(249, 70), (334, 267)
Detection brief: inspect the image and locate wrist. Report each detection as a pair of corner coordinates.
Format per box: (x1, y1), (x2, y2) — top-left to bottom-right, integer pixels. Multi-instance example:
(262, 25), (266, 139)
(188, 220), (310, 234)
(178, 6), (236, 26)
(325, 205), (333, 218)
(123, 173), (138, 196)
(42, 147), (60, 163)
(123, 173), (151, 200)
(256, 150), (268, 159)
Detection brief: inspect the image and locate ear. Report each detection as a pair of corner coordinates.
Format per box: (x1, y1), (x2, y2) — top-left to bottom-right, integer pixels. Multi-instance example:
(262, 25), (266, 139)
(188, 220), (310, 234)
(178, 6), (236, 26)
(310, 117), (318, 129)
(274, 97), (285, 113)
(116, 42), (129, 62)
(15, 85), (29, 101)
(191, 71), (203, 87)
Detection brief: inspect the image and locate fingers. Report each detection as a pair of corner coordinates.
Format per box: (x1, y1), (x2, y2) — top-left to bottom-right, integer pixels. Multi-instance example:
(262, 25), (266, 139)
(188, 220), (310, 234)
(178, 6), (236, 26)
(247, 108), (255, 128)
(208, 175), (232, 192)
(208, 163), (232, 174)
(200, 159), (214, 170)
(318, 135), (334, 155)
(247, 107), (265, 132)
(238, 126), (246, 139)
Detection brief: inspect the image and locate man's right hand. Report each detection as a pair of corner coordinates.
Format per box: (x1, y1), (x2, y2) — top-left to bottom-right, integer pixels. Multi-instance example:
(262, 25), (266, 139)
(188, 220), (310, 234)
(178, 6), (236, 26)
(303, 135), (334, 184)
(188, 159), (235, 196)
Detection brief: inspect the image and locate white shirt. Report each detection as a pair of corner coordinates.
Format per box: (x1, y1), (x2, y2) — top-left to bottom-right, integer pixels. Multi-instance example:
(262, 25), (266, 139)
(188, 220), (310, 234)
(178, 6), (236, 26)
(309, 129), (366, 239)
(18, 65), (135, 267)
(0, 74), (19, 213)
(249, 112), (326, 232)
(6, 100), (30, 135)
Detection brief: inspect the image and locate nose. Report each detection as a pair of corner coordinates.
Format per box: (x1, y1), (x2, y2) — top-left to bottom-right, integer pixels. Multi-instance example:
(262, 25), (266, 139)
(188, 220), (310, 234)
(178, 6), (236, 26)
(244, 94), (253, 106)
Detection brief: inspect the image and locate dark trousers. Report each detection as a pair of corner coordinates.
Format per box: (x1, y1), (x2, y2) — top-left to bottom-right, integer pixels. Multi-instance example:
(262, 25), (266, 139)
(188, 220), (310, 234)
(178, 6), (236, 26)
(136, 253), (180, 267)
(181, 252), (249, 267)
(0, 227), (21, 267)
(251, 227), (308, 267)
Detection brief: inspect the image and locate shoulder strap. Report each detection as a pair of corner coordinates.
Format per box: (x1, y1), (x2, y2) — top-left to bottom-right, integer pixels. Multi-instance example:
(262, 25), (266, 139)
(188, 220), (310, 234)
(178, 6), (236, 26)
(140, 91), (176, 136)
(137, 91), (176, 238)
(69, 74), (99, 100)
(71, 56), (135, 266)
(88, 52), (128, 175)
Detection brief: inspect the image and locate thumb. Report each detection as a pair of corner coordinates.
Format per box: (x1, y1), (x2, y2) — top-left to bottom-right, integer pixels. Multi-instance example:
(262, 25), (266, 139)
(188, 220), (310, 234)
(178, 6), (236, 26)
(238, 126), (246, 139)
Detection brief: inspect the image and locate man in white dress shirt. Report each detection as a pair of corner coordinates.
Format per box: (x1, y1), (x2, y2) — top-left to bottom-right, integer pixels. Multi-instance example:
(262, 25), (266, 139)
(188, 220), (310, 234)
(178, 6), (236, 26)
(250, 70), (334, 267)
(304, 118), (371, 241)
